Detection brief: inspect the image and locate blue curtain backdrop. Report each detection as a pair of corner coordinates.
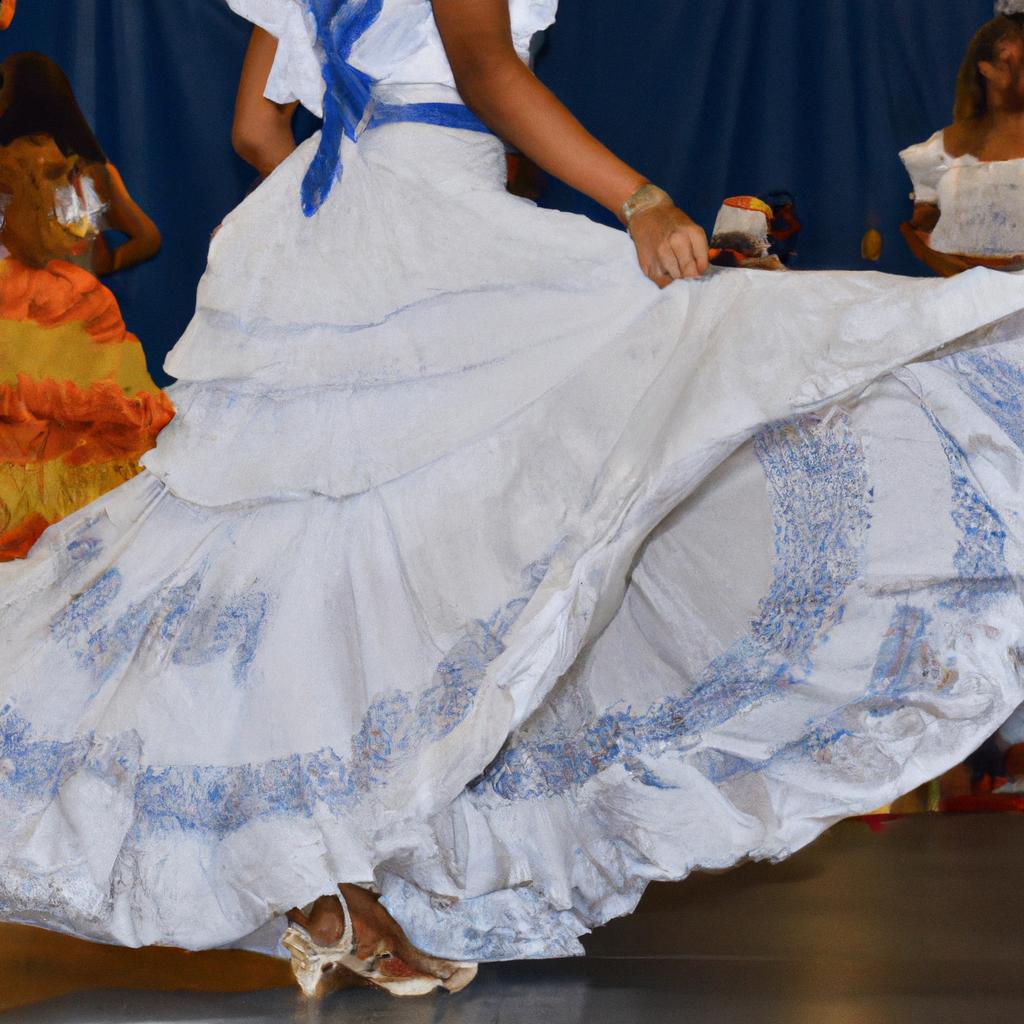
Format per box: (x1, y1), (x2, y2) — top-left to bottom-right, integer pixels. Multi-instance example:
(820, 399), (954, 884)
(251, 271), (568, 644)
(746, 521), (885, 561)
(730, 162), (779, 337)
(1, 0), (996, 383)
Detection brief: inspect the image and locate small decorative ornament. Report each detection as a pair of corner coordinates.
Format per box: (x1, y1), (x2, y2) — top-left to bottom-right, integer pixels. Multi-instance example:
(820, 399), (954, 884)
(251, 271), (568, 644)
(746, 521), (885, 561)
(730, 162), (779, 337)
(861, 228), (883, 262)
(708, 196), (786, 269)
(711, 196), (774, 255)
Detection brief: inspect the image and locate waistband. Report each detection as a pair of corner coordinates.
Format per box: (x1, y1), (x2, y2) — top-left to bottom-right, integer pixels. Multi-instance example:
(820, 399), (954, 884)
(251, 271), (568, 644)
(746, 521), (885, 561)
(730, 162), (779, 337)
(362, 100), (491, 136)
(301, 85), (493, 216)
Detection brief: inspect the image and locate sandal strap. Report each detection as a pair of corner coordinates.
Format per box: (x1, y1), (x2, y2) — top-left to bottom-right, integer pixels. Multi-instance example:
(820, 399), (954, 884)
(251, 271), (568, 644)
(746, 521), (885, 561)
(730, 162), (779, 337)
(281, 888), (364, 994)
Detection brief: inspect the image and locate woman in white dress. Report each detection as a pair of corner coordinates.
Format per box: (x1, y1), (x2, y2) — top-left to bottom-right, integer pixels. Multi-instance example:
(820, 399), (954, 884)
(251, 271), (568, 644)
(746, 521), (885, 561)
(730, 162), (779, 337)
(3, 0), (1024, 1000)
(900, 1), (1024, 759)
(901, 2), (1024, 274)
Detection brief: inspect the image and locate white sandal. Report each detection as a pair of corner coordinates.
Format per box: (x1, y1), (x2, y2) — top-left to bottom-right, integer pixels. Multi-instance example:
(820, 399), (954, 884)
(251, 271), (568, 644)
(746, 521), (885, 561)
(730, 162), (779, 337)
(281, 889), (360, 998)
(281, 887), (478, 998)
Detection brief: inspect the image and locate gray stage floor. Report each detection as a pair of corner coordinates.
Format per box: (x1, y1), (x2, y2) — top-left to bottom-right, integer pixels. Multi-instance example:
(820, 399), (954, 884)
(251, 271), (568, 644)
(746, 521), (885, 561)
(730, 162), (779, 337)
(7, 814), (1024, 1023)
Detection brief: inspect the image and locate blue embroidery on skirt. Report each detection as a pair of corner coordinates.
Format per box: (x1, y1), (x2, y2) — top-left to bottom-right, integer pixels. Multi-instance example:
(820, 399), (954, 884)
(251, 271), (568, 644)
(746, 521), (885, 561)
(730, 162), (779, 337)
(6, 559), (549, 836)
(0, 707), (86, 801)
(64, 516), (105, 566)
(485, 397), (1007, 797)
(920, 406), (1010, 610)
(696, 604), (947, 785)
(171, 591), (269, 687)
(948, 349), (1024, 453)
(475, 412), (872, 801)
(868, 605), (930, 699)
(51, 565), (270, 689)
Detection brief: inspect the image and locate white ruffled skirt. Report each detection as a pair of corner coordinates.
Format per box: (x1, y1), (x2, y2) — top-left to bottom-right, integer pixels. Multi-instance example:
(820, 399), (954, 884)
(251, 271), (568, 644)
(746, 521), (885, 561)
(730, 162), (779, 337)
(3, 112), (1024, 960)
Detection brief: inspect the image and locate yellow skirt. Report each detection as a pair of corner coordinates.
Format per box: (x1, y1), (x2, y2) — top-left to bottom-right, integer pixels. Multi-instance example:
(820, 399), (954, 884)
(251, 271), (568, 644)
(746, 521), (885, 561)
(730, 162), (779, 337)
(0, 257), (174, 559)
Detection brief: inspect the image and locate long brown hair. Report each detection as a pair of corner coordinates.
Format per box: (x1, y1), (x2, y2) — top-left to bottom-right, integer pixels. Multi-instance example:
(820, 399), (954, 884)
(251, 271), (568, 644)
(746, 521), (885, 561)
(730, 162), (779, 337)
(954, 14), (1024, 121)
(0, 52), (107, 163)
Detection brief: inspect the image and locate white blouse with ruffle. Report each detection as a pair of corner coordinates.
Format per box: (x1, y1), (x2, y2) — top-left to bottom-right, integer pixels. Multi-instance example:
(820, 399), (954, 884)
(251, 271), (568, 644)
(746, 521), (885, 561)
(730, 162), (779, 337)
(900, 129), (1024, 257)
(226, 0), (559, 117)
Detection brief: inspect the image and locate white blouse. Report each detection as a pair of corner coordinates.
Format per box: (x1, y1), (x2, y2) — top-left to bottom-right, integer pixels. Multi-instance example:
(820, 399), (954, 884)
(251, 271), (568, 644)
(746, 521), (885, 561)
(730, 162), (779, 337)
(900, 129), (1024, 256)
(226, 0), (559, 116)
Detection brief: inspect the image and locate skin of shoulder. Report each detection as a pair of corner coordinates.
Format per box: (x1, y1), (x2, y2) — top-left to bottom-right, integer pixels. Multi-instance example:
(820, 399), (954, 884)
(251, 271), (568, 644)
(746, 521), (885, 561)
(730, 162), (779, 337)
(941, 120), (983, 159)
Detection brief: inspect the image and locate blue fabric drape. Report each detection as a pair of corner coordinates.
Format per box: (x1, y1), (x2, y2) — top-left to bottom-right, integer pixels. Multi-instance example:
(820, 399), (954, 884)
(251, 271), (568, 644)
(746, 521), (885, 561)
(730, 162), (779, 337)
(301, 0), (382, 215)
(1, 0), (996, 381)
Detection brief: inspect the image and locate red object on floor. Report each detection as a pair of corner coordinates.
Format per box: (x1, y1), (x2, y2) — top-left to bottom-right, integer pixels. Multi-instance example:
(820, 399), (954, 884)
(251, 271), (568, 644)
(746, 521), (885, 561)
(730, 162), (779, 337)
(856, 813), (907, 834)
(941, 794), (1024, 814)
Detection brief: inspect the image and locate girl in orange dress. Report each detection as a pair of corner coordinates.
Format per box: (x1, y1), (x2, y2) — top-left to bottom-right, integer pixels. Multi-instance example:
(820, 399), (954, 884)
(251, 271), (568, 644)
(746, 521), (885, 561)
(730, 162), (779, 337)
(0, 52), (173, 559)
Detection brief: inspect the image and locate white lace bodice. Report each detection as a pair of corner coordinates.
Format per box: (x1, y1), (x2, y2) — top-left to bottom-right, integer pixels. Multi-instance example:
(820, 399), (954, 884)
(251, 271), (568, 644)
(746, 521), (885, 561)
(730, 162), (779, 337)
(226, 0), (559, 116)
(900, 129), (1024, 256)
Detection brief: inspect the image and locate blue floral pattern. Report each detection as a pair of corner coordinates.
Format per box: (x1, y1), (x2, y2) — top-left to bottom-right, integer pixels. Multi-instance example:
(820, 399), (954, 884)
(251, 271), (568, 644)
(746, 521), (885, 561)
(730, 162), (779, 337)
(475, 412), (873, 801)
(948, 349), (1024, 453)
(4, 559), (549, 838)
(51, 565), (270, 689)
(695, 604), (949, 786)
(919, 405), (1011, 611)
(64, 515), (105, 567)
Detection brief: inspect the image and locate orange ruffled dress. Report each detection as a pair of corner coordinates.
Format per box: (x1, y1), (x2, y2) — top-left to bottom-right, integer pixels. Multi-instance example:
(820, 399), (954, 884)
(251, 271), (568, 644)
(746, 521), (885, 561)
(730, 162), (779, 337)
(0, 257), (174, 559)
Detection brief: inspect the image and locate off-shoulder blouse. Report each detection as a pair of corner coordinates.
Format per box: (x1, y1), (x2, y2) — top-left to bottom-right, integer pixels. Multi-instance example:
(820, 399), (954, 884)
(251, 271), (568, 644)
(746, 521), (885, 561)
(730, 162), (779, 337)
(900, 129), (1024, 257)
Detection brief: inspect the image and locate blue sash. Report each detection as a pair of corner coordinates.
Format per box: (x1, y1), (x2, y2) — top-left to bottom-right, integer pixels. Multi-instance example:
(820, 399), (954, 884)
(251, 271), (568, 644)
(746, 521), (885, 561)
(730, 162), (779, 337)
(300, 1), (492, 217)
(365, 101), (491, 136)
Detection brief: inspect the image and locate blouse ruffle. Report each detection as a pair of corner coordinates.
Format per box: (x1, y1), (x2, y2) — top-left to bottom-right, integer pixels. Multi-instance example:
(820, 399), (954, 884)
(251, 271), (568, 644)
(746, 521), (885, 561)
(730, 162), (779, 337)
(511, 0), (559, 49)
(226, 0), (325, 115)
(898, 130), (947, 205)
(900, 128), (1024, 256)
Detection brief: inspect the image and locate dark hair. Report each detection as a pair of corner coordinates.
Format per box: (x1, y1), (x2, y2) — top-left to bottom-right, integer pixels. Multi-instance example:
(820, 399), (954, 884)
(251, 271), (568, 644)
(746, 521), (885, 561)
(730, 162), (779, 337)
(955, 14), (1024, 121)
(0, 51), (107, 162)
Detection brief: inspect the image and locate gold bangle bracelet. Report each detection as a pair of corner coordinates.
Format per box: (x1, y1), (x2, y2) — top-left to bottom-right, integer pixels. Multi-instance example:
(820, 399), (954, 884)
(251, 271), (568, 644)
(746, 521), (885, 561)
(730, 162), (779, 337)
(621, 183), (672, 226)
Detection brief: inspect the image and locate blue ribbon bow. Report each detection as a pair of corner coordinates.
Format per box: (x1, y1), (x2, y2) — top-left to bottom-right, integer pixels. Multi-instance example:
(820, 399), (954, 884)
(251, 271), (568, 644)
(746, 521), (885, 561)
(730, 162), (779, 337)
(302, 0), (384, 216)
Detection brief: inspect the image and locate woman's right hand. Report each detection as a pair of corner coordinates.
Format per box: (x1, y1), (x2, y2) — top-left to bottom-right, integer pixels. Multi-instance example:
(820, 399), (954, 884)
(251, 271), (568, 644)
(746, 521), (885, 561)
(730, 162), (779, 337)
(432, 1), (710, 284)
(628, 202), (709, 287)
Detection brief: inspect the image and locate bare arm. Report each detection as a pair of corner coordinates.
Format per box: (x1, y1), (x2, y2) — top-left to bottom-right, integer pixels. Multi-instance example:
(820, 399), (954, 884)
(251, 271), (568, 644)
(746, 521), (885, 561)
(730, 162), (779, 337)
(232, 26), (299, 177)
(432, 0), (708, 284)
(899, 220), (1024, 277)
(909, 202), (940, 233)
(92, 162), (161, 275)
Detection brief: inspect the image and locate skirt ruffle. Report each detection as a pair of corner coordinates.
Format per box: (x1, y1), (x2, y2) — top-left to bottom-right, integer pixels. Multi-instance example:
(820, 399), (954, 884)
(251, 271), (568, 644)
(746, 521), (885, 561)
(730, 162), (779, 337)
(2, 122), (1024, 958)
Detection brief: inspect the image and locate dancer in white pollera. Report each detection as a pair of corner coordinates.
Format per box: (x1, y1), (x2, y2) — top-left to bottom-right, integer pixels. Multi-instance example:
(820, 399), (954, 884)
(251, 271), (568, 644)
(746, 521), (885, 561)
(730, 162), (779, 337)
(902, 3), (1024, 275)
(2, 0), (1024, 1000)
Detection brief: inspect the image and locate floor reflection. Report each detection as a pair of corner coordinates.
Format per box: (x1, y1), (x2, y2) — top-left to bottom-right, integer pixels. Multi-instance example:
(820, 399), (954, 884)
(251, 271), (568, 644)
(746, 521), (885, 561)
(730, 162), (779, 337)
(4, 815), (1023, 1022)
